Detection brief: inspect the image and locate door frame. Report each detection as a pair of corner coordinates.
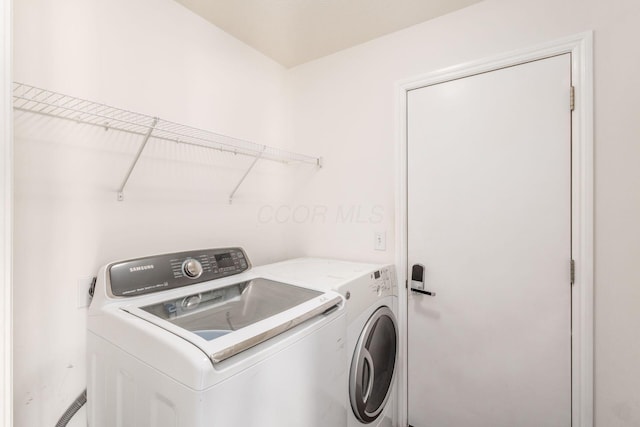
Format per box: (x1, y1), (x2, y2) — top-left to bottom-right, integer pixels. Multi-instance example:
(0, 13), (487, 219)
(395, 32), (594, 427)
(0, 0), (12, 426)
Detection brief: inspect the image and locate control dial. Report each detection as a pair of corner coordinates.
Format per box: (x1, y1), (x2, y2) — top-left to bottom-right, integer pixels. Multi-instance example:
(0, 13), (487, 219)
(182, 259), (203, 279)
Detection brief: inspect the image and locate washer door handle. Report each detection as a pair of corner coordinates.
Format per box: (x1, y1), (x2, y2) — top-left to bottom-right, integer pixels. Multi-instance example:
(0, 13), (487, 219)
(362, 349), (375, 404)
(182, 294), (202, 309)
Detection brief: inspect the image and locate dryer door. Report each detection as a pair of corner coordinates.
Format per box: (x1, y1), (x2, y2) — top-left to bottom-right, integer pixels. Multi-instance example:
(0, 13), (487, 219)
(350, 306), (398, 423)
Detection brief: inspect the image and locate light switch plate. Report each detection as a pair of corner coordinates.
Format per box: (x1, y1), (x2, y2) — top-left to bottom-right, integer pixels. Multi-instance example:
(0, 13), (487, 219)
(374, 232), (386, 251)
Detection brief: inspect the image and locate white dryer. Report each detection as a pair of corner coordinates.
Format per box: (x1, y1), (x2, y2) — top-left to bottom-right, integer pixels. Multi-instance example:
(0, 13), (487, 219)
(87, 248), (347, 427)
(260, 258), (399, 427)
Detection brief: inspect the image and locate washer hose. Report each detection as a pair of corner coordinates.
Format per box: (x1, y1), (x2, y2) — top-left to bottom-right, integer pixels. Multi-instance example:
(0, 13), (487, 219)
(55, 389), (86, 427)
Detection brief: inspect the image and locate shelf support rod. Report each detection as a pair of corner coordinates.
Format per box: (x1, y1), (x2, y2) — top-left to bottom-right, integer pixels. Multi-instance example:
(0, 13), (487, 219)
(229, 147), (266, 204)
(117, 117), (158, 201)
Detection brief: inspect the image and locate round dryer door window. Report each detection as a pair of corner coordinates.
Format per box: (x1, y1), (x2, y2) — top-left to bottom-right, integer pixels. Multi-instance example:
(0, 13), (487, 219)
(349, 306), (398, 423)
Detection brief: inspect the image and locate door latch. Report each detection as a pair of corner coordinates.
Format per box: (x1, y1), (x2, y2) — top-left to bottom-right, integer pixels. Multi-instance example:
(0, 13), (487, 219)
(410, 264), (436, 296)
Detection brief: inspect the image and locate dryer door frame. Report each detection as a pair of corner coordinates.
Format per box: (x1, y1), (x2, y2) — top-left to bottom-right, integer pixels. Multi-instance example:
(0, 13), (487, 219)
(350, 305), (398, 423)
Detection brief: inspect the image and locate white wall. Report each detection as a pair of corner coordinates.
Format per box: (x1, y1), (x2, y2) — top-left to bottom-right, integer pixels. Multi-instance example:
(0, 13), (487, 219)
(287, 0), (640, 425)
(12, 0), (299, 425)
(1, 0), (13, 425)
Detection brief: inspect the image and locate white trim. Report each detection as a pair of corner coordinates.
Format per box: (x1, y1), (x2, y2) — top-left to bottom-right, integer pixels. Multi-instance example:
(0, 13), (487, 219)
(0, 0), (12, 426)
(395, 32), (594, 427)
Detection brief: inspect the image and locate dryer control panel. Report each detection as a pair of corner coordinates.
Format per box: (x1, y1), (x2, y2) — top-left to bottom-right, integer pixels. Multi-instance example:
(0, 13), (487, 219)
(108, 247), (250, 297)
(369, 266), (396, 297)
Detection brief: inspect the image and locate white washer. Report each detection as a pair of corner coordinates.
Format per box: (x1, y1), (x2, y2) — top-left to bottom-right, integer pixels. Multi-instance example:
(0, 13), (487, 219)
(87, 248), (347, 427)
(258, 258), (399, 427)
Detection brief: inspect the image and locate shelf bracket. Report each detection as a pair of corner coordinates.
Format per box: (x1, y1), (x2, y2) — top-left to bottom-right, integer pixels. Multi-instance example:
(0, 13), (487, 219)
(229, 147), (266, 204)
(117, 118), (158, 201)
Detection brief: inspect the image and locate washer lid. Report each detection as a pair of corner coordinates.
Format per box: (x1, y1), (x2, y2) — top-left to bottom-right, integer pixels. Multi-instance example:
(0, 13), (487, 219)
(122, 278), (343, 364)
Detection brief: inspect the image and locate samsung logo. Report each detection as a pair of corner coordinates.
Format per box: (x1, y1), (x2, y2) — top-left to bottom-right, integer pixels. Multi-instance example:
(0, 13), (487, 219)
(130, 264), (154, 272)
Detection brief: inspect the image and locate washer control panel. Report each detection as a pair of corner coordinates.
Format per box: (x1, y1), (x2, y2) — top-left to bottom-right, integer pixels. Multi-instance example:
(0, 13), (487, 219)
(108, 247), (250, 297)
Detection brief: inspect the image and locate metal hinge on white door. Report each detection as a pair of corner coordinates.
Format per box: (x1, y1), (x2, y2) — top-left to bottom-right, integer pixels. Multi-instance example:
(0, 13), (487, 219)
(571, 259), (576, 285)
(570, 86), (575, 111)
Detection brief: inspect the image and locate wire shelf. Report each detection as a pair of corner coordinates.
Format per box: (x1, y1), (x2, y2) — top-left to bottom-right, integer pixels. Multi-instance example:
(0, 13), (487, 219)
(13, 82), (322, 202)
(12, 82), (320, 164)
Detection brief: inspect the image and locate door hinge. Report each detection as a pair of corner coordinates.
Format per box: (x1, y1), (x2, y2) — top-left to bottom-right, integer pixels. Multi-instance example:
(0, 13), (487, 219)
(570, 86), (575, 111)
(570, 259), (576, 285)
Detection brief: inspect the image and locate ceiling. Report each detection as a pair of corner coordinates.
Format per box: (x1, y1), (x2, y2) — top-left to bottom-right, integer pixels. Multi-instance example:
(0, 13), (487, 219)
(172, 0), (483, 68)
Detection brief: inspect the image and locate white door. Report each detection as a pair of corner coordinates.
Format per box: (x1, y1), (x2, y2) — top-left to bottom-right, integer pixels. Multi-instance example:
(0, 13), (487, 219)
(407, 54), (572, 427)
